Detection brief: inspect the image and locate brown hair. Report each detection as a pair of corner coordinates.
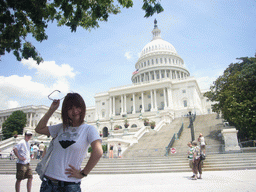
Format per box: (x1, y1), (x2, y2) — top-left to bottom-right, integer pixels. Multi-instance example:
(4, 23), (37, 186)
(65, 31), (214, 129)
(61, 93), (86, 127)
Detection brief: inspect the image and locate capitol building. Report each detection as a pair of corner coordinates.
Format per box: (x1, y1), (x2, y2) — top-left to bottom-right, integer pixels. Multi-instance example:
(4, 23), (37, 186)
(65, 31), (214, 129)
(0, 20), (214, 153)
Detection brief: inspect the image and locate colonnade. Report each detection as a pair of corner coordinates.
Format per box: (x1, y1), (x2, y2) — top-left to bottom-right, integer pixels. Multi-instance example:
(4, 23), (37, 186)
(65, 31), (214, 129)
(26, 113), (34, 127)
(109, 87), (173, 116)
(132, 69), (188, 84)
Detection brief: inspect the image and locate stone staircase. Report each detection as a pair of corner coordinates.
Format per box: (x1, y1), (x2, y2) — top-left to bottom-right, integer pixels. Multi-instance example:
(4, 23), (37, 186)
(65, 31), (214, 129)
(1, 152), (256, 174)
(172, 114), (225, 155)
(122, 117), (190, 158)
(1, 114), (255, 175)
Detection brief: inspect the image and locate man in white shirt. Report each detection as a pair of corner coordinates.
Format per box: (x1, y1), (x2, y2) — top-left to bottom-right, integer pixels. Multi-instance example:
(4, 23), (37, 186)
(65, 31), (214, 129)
(33, 144), (39, 159)
(39, 142), (45, 159)
(13, 131), (33, 192)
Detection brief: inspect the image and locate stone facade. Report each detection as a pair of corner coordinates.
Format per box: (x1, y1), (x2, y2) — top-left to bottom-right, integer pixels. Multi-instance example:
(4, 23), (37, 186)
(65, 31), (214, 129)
(0, 21), (214, 144)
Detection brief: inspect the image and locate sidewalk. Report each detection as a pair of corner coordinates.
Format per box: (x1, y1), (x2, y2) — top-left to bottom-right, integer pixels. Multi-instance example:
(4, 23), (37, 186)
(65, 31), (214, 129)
(1, 170), (255, 192)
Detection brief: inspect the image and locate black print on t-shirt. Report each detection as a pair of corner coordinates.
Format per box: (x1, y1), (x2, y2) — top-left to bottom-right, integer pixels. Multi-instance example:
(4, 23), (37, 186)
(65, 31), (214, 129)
(58, 132), (79, 149)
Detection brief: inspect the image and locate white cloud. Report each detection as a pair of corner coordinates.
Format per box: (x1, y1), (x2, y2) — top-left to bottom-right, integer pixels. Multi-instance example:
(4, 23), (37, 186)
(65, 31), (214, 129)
(0, 75), (50, 97)
(0, 59), (77, 110)
(124, 52), (132, 60)
(0, 92), (20, 110)
(7, 100), (20, 109)
(22, 58), (76, 80)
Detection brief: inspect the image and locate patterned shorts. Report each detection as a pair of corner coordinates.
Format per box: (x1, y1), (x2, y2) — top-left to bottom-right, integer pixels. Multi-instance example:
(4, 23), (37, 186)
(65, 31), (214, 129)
(16, 163), (33, 180)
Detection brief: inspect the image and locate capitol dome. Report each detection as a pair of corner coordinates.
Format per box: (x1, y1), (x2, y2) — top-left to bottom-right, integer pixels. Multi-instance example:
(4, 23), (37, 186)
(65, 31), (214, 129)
(131, 19), (190, 84)
(140, 37), (177, 58)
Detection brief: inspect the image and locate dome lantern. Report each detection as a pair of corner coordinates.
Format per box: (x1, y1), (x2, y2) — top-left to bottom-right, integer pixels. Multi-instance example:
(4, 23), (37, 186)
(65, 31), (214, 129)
(152, 19), (161, 40)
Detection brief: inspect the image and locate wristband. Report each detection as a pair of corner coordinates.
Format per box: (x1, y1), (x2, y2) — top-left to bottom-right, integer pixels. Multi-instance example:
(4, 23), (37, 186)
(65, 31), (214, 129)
(80, 171), (87, 177)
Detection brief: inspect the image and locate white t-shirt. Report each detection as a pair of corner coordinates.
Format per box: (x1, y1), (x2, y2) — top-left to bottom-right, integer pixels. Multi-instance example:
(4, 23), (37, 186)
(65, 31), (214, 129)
(45, 123), (101, 182)
(33, 145), (39, 153)
(200, 137), (205, 145)
(14, 139), (30, 164)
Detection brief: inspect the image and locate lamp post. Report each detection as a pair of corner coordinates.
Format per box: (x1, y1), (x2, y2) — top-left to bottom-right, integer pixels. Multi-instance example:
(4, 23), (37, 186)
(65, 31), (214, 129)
(188, 111), (195, 142)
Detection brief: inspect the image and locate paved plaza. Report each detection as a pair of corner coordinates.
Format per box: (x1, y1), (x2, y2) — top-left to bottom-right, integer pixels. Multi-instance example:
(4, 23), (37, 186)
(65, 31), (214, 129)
(0, 170), (256, 192)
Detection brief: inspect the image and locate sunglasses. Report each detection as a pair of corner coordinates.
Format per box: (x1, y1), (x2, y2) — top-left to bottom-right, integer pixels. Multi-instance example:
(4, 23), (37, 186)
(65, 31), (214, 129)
(48, 90), (65, 101)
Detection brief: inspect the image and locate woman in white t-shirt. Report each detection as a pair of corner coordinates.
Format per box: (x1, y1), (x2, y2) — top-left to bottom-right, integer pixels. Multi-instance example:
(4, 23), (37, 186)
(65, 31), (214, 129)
(198, 133), (206, 155)
(36, 93), (103, 192)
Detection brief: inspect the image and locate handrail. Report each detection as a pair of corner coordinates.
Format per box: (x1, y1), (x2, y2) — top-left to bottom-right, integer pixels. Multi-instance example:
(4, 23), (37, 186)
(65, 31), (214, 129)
(177, 123), (184, 139)
(165, 122), (184, 156)
(165, 134), (176, 156)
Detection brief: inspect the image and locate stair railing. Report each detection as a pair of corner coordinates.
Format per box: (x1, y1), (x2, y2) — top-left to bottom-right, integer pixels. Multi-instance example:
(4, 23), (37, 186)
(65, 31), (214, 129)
(176, 123), (184, 140)
(165, 122), (184, 156)
(165, 134), (176, 156)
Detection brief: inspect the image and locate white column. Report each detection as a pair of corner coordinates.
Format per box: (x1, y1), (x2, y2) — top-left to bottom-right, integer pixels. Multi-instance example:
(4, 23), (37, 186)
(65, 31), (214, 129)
(26, 113), (29, 127)
(124, 94), (127, 114)
(132, 93), (136, 114)
(141, 92), (145, 113)
(154, 89), (157, 110)
(163, 88), (167, 109)
(170, 70), (173, 79)
(167, 88), (173, 109)
(109, 96), (112, 116)
(150, 90), (154, 111)
(29, 113), (32, 127)
(175, 71), (177, 79)
(154, 71), (156, 80)
(113, 96), (116, 116)
(121, 95), (124, 115)
(165, 70), (167, 79)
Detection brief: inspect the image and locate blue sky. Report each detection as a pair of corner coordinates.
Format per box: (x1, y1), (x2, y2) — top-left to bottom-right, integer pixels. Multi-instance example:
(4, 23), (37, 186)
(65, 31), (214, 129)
(1, 0), (256, 110)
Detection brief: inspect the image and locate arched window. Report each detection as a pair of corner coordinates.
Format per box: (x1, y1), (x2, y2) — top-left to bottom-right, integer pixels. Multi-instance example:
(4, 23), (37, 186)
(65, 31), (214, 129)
(183, 100), (187, 107)
(103, 127), (108, 137)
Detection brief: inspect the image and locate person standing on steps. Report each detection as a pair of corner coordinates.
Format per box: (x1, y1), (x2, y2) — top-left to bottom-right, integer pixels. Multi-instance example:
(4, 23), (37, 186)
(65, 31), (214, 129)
(36, 92), (103, 192)
(13, 131), (33, 192)
(198, 133), (206, 155)
(187, 142), (194, 178)
(118, 143), (122, 158)
(192, 140), (201, 180)
(109, 144), (114, 158)
(33, 143), (39, 160)
(39, 142), (45, 160)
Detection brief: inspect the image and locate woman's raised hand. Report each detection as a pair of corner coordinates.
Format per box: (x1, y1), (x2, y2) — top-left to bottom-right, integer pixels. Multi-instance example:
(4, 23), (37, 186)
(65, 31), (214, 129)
(49, 99), (60, 112)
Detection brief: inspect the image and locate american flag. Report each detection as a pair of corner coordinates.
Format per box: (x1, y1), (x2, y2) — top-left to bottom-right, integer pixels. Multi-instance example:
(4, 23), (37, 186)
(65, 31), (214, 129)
(132, 69), (139, 75)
